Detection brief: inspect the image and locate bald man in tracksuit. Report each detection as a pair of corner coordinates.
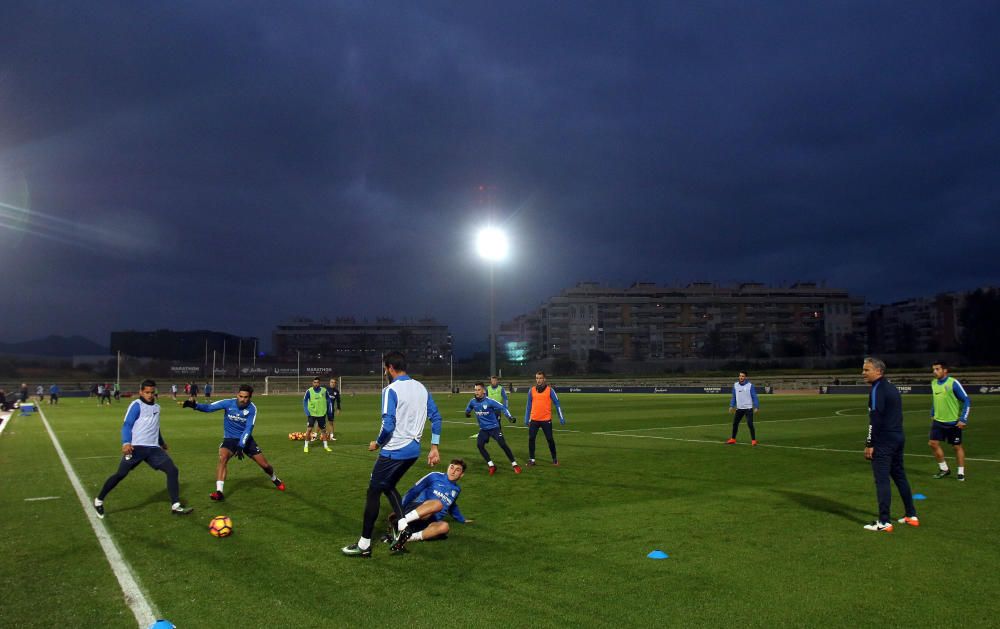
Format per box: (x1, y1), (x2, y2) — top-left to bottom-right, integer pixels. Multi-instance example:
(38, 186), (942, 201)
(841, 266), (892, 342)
(862, 357), (918, 532)
(524, 371), (566, 466)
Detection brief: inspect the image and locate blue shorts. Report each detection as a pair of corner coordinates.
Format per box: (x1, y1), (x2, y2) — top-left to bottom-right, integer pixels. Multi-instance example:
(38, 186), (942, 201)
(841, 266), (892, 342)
(929, 422), (963, 446)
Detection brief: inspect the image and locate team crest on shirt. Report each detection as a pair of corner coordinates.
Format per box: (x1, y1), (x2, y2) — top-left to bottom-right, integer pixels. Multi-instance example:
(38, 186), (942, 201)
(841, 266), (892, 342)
(451, 490), (457, 497)
(242, 409), (248, 416)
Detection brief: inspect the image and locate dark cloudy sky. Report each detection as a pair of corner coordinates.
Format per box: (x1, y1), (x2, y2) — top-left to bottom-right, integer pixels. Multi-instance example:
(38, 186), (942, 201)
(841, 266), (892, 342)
(1, 1), (998, 354)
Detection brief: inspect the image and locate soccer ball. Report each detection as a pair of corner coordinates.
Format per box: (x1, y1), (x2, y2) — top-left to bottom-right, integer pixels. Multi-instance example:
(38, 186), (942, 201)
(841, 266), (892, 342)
(208, 515), (233, 538)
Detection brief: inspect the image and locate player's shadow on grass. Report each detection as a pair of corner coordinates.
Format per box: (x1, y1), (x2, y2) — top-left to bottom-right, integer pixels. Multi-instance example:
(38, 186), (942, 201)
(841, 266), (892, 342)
(773, 490), (870, 522)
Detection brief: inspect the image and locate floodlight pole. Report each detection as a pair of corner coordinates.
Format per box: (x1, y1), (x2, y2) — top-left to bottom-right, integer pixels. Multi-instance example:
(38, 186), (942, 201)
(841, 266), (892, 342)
(489, 260), (496, 377)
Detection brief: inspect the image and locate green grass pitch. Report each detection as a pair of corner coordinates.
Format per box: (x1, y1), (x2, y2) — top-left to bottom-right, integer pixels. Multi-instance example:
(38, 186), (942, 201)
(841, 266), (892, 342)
(2, 392), (998, 627)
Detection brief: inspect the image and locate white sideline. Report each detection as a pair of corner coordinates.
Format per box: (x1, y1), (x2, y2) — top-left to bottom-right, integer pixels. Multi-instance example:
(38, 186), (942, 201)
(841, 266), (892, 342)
(36, 405), (158, 628)
(591, 431), (1000, 463)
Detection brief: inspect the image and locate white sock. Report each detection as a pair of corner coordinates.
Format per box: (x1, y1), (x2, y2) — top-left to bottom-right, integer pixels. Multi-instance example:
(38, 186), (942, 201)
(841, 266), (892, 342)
(530, 458), (535, 463)
(487, 460), (494, 467)
(216, 481), (224, 492)
(94, 498), (103, 506)
(399, 510), (420, 530)
(511, 461), (518, 466)
(958, 466), (965, 475)
(171, 502), (181, 510)
(270, 474), (277, 481)
(938, 461), (949, 471)
(410, 531), (424, 542)
(358, 537), (371, 550)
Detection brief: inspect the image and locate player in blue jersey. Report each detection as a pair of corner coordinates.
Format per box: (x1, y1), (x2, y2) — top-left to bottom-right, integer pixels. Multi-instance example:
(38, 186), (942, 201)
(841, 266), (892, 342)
(183, 384), (284, 501)
(327, 376), (342, 441)
(342, 352), (442, 558)
(465, 382), (521, 475)
(382, 459), (471, 550)
(93, 379), (194, 518)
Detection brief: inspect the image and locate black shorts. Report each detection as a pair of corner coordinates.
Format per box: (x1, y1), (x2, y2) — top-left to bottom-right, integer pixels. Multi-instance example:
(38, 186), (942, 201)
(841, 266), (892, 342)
(479, 427), (506, 442)
(306, 415), (327, 429)
(929, 422), (964, 445)
(400, 501), (432, 532)
(369, 455), (417, 491)
(220, 436), (262, 456)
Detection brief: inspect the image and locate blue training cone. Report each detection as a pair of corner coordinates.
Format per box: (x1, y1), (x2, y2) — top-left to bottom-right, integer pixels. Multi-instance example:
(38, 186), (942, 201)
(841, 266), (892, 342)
(647, 550), (669, 559)
(150, 621), (176, 629)
(913, 493), (927, 500)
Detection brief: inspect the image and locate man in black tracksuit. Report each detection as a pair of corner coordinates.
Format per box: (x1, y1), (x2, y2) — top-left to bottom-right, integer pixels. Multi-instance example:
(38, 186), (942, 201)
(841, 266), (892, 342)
(862, 357), (918, 531)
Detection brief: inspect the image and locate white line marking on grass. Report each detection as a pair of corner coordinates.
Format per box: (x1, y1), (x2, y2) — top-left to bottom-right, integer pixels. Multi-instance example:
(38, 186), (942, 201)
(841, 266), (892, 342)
(591, 431), (1000, 462)
(75, 455), (120, 460)
(609, 408), (928, 434)
(24, 496), (61, 501)
(36, 406), (158, 627)
(0, 415), (12, 437)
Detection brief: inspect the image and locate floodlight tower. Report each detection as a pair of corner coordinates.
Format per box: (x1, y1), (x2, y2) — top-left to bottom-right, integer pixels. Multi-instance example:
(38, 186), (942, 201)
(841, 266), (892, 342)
(477, 225), (509, 377)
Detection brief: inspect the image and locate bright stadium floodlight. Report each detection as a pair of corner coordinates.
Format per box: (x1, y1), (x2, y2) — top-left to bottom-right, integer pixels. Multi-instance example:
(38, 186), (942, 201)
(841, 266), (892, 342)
(476, 225), (509, 376)
(477, 226), (509, 262)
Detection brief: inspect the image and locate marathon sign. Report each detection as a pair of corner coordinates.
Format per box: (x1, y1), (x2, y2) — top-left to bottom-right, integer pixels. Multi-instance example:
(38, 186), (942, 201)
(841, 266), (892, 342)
(821, 384), (1000, 395)
(170, 365), (202, 375)
(304, 366), (333, 376)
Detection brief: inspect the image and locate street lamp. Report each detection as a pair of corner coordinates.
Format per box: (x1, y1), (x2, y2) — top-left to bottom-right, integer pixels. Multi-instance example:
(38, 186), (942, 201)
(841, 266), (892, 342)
(477, 226), (509, 377)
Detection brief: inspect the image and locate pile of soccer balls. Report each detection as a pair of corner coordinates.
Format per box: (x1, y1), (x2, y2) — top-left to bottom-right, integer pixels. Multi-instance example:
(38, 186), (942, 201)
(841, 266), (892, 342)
(208, 515), (233, 538)
(287, 432), (320, 441)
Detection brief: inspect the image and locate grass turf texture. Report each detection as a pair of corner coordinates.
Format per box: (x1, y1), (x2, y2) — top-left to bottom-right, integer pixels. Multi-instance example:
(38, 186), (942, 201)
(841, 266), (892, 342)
(2, 392), (999, 627)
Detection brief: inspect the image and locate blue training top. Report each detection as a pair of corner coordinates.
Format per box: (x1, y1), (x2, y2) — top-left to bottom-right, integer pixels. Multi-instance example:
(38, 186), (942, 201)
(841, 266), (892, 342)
(465, 396), (513, 430)
(401, 471), (465, 523)
(195, 398), (257, 447)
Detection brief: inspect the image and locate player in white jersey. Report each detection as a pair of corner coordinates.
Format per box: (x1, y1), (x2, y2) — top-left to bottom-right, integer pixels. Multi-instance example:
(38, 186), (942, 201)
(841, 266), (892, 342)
(93, 379), (194, 518)
(727, 371), (760, 445)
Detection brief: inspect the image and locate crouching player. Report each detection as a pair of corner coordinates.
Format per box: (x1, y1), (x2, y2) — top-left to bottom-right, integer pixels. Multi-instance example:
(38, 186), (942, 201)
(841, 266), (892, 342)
(466, 382), (521, 475)
(386, 459), (471, 552)
(183, 384), (284, 500)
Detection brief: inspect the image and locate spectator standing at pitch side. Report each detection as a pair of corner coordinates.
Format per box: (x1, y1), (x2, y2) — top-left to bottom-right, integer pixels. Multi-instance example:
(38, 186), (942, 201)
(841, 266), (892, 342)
(19, 383), (29, 404)
(861, 357), (918, 532)
(342, 352), (442, 558)
(49, 384), (60, 405)
(928, 361), (971, 481)
(524, 371), (566, 466)
(726, 371), (760, 445)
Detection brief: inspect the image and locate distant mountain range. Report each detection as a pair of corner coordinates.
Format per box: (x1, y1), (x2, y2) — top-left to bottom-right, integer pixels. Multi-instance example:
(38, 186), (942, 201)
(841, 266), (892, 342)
(0, 335), (109, 357)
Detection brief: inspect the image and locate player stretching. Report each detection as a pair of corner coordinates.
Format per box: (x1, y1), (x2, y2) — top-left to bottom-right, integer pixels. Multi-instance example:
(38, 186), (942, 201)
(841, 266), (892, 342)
(727, 371), (760, 445)
(302, 377), (333, 453)
(183, 384), (284, 500)
(524, 371), (566, 466)
(93, 379), (193, 518)
(384, 459), (471, 551)
(466, 382), (521, 475)
(928, 361), (971, 481)
(342, 352), (441, 558)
